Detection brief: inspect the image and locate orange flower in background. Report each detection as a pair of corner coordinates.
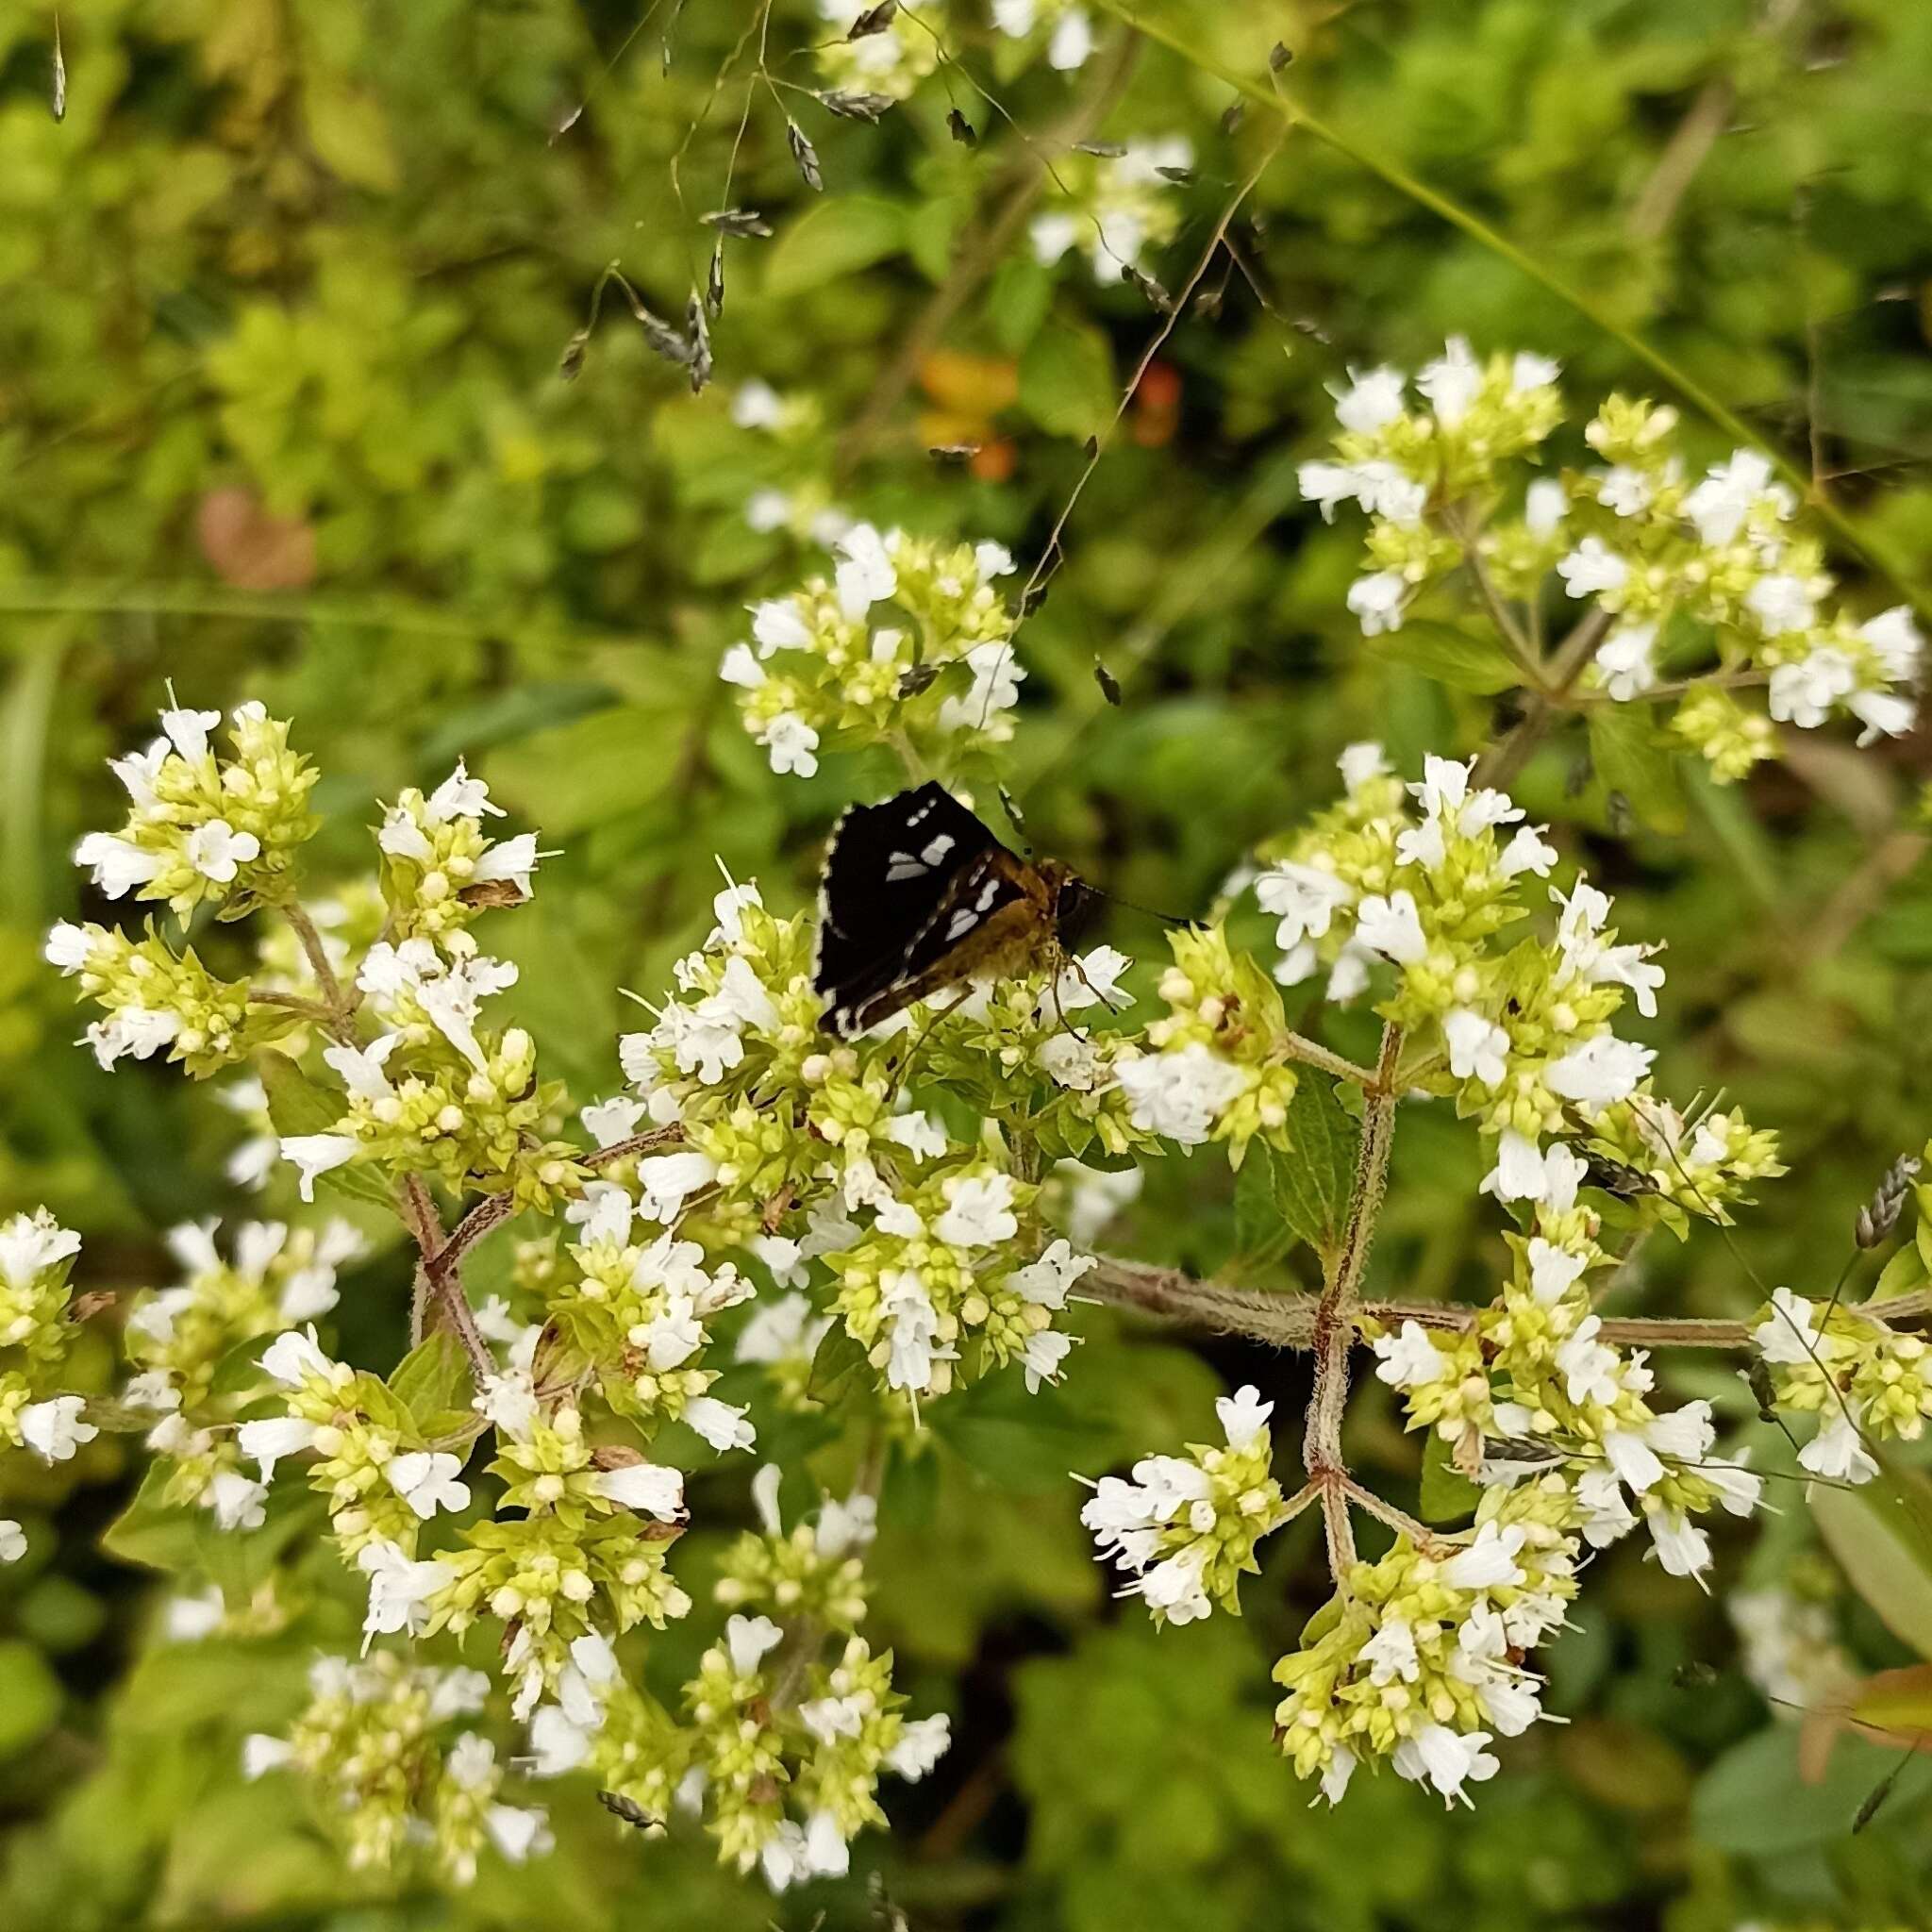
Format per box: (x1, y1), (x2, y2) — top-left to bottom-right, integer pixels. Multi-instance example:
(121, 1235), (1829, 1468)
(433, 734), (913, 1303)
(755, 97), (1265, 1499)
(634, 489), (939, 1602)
(918, 349), (1019, 480)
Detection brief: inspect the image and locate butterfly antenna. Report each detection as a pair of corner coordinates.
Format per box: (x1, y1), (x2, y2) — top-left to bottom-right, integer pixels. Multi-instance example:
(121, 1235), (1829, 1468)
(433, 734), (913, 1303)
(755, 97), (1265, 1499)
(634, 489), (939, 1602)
(1090, 884), (1200, 929)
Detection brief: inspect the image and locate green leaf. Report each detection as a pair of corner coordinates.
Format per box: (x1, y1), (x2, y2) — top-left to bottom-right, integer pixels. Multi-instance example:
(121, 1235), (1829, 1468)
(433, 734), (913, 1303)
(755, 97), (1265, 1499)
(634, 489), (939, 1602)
(1274, 1074), (1359, 1262)
(1232, 1144), (1291, 1267)
(1692, 1723), (1932, 1854)
(1812, 1452), (1932, 1658)
(764, 197), (907, 296)
(99, 1461), (202, 1575)
(1872, 1240), (1928, 1303)
(1375, 621), (1524, 694)
(807, 1321), (868, 1405)
(0, 1641), (62, 1759)
(1418, 1430), (1480, 1524)
(1018, 319), (1115, 441)
(1589, 703), (1686, 834)
(390, 1332), (469, 1437)
(302, 83), (400, 192)
(483, 704), (687, 836)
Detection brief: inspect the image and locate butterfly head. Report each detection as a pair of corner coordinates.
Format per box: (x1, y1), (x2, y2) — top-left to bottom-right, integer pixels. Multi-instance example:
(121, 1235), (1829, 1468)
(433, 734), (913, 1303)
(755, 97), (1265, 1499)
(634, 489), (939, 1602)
(1041, 861), (1100, 951)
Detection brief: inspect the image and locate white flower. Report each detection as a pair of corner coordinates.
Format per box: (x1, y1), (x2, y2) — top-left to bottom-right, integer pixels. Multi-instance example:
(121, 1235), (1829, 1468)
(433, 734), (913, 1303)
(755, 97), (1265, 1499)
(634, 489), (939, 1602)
(883, 1111), (949, 1161)
(1020, 1328), (1074, 1392)
(426, 759), (503, 824)
(1524, 477), (1567, 538)
(473, 831), (541, 898)
(833, 523), (897, 620)
(886, 1712), (952, 1780)
(1256, 860), (1355, 950)
(1134, 1544), (1212, 1624)
(1595, 622), (1657, 700)
(726, 1612), (784, 1676)
(1362, 1617), (1420, 1685)
(1751, 1287), (1821, 1366)
(21, 1395), (96, 1463)
(1048, 7), (1093, 67)
(1850, 688), (1915, 746)
(1051, 943), (1132, 1014)
(73, 832), (162, 899)
(685, 1395), (756, 1454)
(486, 1804), (553, 1865)
(1747, 573), (1819, 637)
(635, 1149), (719, 1223)
(0, 1212), (80, 1290)
(1355, 889), (1427, 965)
(358, 1540), (453, 1644)
(208, 1470), (268, 1532)
(1595, 466), (1653, 517)
(1554, 1317), (1622, 1407)
(526, 1704), (595, 1776)
(42, 922), (95, 974)
(237, 1415), (319, 1480)
(279, 1133), (359, 1203)
(1347, 569), (1409, 636)
(1545, 1034), (1653, 1108)
(580, 1095), (645, 1147)
(1799, 1413), (1878, 1485)
(386, 1450), (472, 1520)
(1479, 1130), (1553, 1204)
(1857, 606), (1923, 679)
(1556, 537), (1628, 600)
(1683, 450), (1776, 546)
(1332, 365), (1407, 434)
(1441, 1524), (1527, 1591)
(1525, 1238), (1588, 1305)
(182, 819), (260, 883)
(0, 1521), (25, 1564)
(1339, 741), (1390, 790)
(1512, 351), (1561, 392)
(591, 1462), (687, 1521)
(260, 1324), (345, 1389)
(242, 1734), (294, 1779)
(936, 1173), (1018, 1247)
(1007, 1240), (1094, 1310)
(1648, 1508), (1711, 1580)
(1117, 1042), (1247, 1146)
(1768, 646), (1856, 729)
(1574, 1466), (1637, 1546)
(1442, 1008), (1509, 1087)
(1417, 337), (1482, 426)
(1602, 1427), (1665, 1495)
(758, 712), (820, 778)
(159, 706), (221, 762)
(1319, 1744), (1357, 1806)
(1392, 1724), (1498, 1807)
(1374, 1321), (1447, 1391)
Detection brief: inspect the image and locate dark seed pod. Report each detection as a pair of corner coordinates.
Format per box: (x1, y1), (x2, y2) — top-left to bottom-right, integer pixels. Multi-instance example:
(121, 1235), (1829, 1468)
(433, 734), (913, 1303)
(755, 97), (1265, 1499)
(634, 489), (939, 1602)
(819, 89), (896, 122)
(1855, 1152), (1921, 1248)
(848, 0), (897, 36)
(787, 120), (824, 192)
(947, 108), (977, 147)
(1093, 659), (1122, 706)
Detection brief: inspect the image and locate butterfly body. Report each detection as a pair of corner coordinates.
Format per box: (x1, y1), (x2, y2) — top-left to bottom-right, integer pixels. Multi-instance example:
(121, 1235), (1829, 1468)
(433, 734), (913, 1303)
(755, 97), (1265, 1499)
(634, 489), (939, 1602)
(812, 783), (1093, 1036)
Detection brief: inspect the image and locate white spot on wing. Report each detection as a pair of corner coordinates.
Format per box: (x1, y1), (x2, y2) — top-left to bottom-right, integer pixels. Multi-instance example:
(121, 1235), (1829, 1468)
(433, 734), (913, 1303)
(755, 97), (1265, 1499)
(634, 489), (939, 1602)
(921, 834), (955, 865)
(886, 849), (926, 882)
(945, 907), (979, 941)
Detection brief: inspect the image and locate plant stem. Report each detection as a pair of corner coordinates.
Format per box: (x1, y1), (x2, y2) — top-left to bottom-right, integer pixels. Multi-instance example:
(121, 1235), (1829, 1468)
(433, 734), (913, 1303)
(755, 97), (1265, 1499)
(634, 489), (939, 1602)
(1277, 1031), (1380, 1089)
(281, 901), (356, 1036)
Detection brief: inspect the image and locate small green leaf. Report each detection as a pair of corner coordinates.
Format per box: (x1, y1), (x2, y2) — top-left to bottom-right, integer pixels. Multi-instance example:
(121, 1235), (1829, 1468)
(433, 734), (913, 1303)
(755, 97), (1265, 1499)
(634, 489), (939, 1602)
(1872, 1241), (1928, 1303)
(1418, 1430), (1480, 1524)
(1274, 1074), (1359, 1262)
(1376, 621), (1524, 694)
(390, 1332), (470, 1436)
(1589, 703), (1686, 834)
(1232, 1144), (1291, 1267)
(765, 196), (907, 296)
(0, 1641), (61, 1759)
(1812, 1452), (1932, 1658)
(100, 1461), (203, 1574)
(1017, 319), (1115, 441)
(807, 1321), (868, 1404)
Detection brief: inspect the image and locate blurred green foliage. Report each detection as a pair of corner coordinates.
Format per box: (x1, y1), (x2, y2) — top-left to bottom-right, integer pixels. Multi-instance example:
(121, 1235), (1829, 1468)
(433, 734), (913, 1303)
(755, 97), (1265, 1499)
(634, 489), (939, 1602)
(5, 0), (1932, 1924)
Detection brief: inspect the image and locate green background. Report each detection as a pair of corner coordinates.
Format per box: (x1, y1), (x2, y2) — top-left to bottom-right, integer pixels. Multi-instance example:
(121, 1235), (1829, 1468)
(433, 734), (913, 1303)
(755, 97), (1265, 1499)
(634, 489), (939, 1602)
(5, 0), (1932, 1924)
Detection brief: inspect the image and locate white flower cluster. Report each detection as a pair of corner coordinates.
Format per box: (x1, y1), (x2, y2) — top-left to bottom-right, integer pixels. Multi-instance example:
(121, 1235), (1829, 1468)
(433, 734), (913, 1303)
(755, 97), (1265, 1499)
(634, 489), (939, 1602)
(1030, 138), (1192, 284)
(1751, 1285), (1932, 1484)
(991, 0), (1095, 70)
(1254, 746), (1778, 1214)
(815, 0), (941, 100)
(720, 524), (1023, 778)
(1298, 339), (1565, 637)
(1079, 1386), (1289, 1623)
(1373, 1160), (1762, 1582)
(0, 1208), (96, 1469)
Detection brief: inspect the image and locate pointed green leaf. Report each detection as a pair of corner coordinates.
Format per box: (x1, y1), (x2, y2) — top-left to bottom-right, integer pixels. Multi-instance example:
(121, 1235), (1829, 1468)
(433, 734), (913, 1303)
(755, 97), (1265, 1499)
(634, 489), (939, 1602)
(1233, 1144), (1291, 1267)
(807, 1320), (868, 1405)
(390, 1332), (470, 1436)
(1812, 1452), (1932, 1659)
(1418, 1429), (1481, 1524)
(1376, 621), (1524, 694)
(1589, 703), (1686, 834)
(256, 1053), (393, 1209)
(1274, 1074), (1359, 1262)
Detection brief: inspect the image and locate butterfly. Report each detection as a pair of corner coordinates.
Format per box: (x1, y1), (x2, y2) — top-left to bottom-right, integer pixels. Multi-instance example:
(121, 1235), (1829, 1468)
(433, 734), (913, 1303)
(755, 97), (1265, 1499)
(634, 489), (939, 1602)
(812, 782), (1097, 1037)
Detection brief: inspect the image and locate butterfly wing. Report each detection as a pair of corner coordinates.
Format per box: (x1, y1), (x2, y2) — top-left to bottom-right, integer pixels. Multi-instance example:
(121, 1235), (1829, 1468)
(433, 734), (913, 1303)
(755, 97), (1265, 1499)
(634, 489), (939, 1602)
(813, 784), (1018, 1034)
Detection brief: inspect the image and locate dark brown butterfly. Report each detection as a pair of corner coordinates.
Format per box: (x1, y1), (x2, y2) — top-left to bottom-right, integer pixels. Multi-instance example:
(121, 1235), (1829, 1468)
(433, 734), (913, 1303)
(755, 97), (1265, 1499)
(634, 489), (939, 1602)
(812, 783), (1095, 1037)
